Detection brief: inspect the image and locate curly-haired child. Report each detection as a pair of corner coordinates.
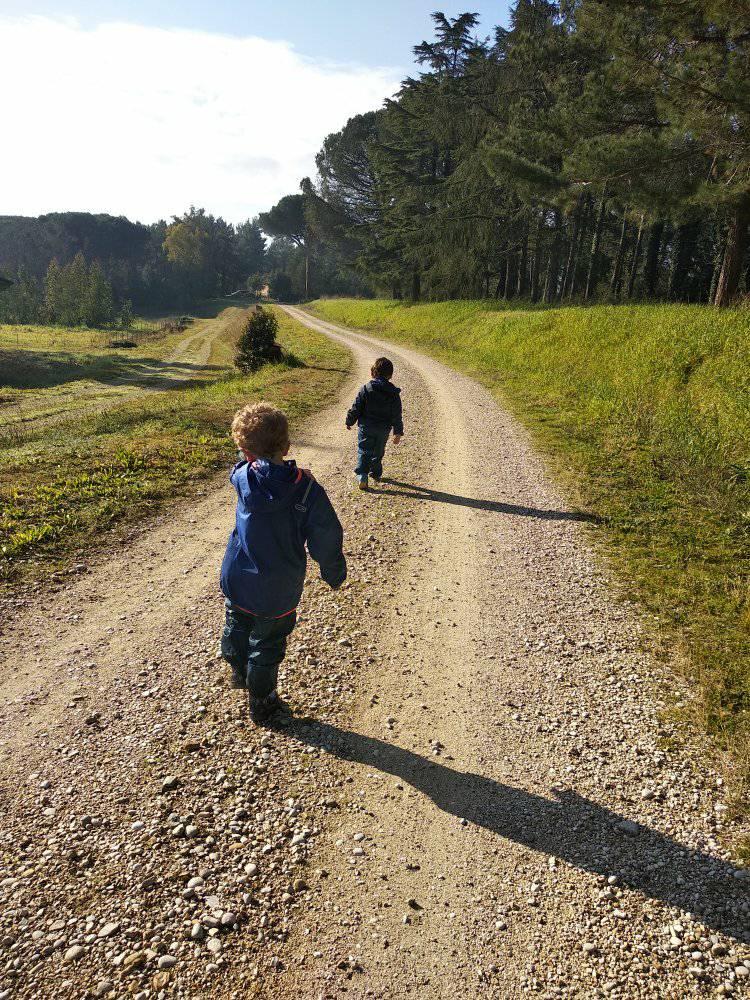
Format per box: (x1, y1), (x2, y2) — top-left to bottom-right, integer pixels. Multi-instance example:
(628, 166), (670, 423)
(220, 402), (346, 723)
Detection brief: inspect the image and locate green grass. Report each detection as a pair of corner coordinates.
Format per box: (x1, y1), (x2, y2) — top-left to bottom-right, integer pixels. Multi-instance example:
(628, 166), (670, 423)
(0, 311), (229, 391)
(312, 297), (750, 802)
(0, 307), (350, 590)
(0, 307), (254, 447)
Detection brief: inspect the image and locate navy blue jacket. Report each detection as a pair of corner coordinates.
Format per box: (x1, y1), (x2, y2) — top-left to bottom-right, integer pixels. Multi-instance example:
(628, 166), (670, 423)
(346, 378), (403, 435)
(220, 458), (346, 617)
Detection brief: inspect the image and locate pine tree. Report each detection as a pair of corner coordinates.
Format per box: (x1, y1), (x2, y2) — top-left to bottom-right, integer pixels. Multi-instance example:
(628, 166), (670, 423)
(120, 299), (134, 329)
(83, 261), (114, 326)
(258, 196), (311, 297)
(236, 218), (267, 279)
(65, 252), (89, 325)
(262, 3), (750, 307)
(44, 258), (63, 323)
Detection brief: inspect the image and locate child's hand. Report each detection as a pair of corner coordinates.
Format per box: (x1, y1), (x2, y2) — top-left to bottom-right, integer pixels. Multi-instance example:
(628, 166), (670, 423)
(392, 434), (402, 445)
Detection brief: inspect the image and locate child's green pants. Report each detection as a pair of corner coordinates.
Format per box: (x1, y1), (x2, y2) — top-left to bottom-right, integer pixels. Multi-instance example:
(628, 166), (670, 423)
(221, 601), (297, 699)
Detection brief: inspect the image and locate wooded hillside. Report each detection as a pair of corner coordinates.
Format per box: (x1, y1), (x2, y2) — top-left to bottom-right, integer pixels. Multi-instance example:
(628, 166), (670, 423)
(0, 209), (268, 320)
(275, 2), (750, 306)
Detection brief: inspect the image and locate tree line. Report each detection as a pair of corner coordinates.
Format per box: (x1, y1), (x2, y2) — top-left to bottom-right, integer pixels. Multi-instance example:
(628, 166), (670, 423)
(0, 204), (371, 325)
(265, 2), (750, 307)
(0, 209), (271, 325)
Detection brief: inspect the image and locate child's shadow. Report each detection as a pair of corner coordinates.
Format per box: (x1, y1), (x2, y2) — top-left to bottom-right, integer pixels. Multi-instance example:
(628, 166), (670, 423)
(286, 719), (750, 943)
(373, 478), (600, 523)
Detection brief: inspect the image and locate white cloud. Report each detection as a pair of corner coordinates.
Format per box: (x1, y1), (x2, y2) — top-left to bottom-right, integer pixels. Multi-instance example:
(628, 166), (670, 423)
(0, 16), (400, 223)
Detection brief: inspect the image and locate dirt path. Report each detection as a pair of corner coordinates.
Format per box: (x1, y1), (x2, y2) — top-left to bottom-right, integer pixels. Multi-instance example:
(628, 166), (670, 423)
(0, 308), (240, 442)
(161, 312), (236, 369)
(0, 307), (747, 1000)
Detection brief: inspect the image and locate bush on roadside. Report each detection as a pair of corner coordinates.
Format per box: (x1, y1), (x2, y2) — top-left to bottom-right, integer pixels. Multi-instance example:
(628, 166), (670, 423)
(234, 307), (282, 372)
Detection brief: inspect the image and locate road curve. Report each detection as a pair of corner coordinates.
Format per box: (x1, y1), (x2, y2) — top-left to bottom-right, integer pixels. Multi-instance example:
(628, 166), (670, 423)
(0, 305), (746, 1000)
(276, 305), (749, 999)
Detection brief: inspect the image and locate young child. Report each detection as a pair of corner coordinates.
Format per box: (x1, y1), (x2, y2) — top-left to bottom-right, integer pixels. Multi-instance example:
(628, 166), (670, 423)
(345, 357), (403, 489)
(220, 402), (346, 724)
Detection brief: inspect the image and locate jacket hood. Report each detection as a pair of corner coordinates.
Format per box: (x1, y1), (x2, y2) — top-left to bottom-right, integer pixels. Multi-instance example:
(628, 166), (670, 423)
(367, 378), (401, 396)
(231, 458), (302, 513)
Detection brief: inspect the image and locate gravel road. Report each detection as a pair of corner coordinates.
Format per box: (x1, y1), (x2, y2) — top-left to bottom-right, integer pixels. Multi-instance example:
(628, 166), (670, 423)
(0, 306), (747, 1000)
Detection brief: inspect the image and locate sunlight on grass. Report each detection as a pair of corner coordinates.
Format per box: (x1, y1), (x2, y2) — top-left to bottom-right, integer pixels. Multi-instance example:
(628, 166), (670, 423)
(312, 297), (750, 798)
(0, 306), (350, 589)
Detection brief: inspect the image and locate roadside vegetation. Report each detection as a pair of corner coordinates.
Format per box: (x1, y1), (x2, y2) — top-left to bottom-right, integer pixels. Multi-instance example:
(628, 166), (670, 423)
(234, 306), (284, 372)
(0, 307), (349, 591)
(311, 297), (750, 799)
(0, 305), (249, 443)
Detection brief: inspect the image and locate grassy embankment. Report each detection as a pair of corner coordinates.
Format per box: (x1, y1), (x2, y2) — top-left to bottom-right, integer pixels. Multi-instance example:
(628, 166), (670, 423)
(0, 306), (350, 591)
(312, 298), (750, 807)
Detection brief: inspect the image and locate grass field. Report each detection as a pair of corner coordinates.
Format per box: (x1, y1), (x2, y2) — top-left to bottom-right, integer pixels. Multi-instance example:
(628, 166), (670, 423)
(0, 306), (350, 590)
(311, 297), (750, 805)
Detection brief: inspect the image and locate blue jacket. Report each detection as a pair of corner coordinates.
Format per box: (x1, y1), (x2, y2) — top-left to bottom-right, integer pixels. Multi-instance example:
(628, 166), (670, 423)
(220, 458), (346, 617)
(346, 378), (403, 435)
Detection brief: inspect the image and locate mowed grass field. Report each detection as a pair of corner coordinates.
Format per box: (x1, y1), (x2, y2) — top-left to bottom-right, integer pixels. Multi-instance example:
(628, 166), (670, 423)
(311, 298), (750, 806)
(0, 303), (249, 443)
(0, 306), (350, 590)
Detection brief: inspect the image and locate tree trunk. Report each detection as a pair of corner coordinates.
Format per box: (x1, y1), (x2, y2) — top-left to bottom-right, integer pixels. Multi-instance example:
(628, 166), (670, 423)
(495, 253), (507, 298)
(530, 212), (543, 302)
(610, 214), (629, 297)
(714, 196), (750, 306)
(626, 213), (646, 299)
(643, 219), (665, 298)
(668, 221), (698, 300)
(411, 267), (421, 302)
(543, 210), (563, 303)
(568, 196), (592, 300)
(709, 240), (723, 303)
(585, 195), (608, 301)
(517, 219), (529, 298)
(560, 197), (584, 299)
(505, 253), (516, 299)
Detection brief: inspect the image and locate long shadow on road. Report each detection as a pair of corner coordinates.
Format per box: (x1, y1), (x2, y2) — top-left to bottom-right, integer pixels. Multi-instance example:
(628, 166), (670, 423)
(374, 478), (600, 523)
(287, 720), (750, 943)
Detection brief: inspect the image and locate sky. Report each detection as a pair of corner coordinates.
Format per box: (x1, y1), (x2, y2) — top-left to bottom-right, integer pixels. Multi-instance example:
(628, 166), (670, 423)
(0, 3), (510, 224)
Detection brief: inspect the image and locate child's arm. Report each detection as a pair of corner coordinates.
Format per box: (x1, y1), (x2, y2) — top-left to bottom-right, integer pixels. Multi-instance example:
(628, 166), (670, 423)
(392, 393), (404, 439)
(345, 387), (366, 428)
(306, 486), (347, 589)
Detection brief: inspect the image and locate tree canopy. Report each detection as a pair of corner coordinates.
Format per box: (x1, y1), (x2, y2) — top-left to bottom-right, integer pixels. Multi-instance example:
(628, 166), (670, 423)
(6, 4), (750, 316)
(282, 3), (750, 306)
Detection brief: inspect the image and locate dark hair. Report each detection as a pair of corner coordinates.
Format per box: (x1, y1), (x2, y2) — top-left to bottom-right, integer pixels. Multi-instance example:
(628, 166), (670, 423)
(371, 357), (394, 380)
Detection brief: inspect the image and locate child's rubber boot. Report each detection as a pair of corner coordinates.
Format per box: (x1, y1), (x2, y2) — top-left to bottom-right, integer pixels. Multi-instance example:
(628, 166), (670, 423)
(248, 690), (290, 725)
(358, 477), (369, 491)
(229, 666), (246, 690)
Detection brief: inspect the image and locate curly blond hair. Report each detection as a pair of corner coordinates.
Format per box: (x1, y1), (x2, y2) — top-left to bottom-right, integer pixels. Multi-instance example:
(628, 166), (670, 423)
(231, 402), (290, 459)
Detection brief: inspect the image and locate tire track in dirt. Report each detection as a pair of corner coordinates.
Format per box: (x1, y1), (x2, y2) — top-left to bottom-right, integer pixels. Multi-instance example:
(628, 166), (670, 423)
(0, 309), (240, 443)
